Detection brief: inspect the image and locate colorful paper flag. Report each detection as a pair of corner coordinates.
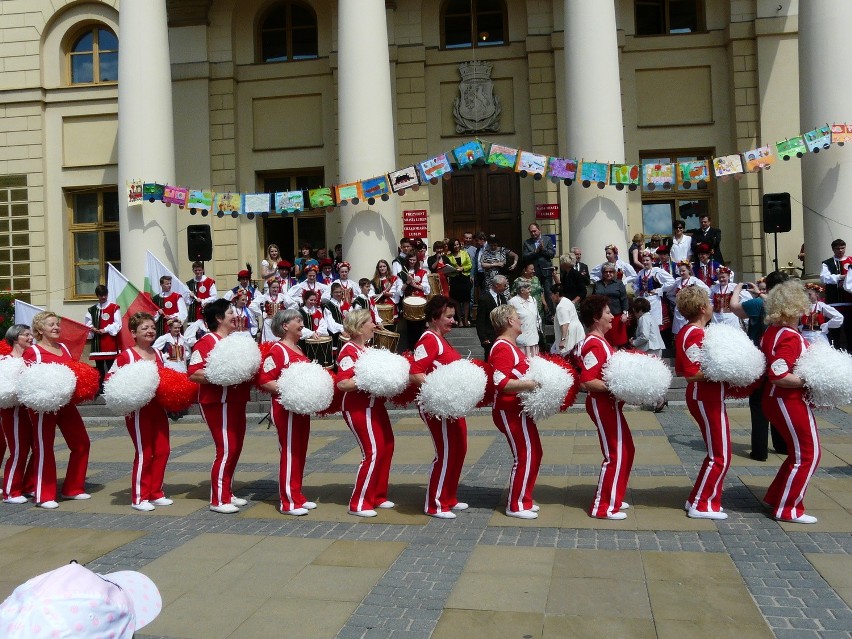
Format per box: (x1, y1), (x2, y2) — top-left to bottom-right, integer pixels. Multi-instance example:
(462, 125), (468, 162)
(243, 193), (271, 214)
(677, 160), (710, 190)
(775, 137), (807, 161)
(362, 175), (390, 200)
(388, 166), (420, 193)
(547, 157), (577, 182)
(127, 179), (143, 205)
(515, 151), (548, 176)
(162, 185), (188, 207)
(579, 161), (608, 187)
(804, 126), (831, 153)
(187, 190), (214, 212)
(743, 145), (776, 172)
(308, 187), (334, 209)
(275, 191), (304, 213)
(610, 164), (640, 189)
(831, 123), (852, 145)
(487, 144), (518, 169)
(642, 161), (674, 191)
(107, 263), (160, 348)
(214, 192), (242, 216)
(336, 182), (363, 203)
(453, 141), (486, 167)
(712, 154), (743, 177)
(142, 183), (165, 202)
(419, 154), (453, 182)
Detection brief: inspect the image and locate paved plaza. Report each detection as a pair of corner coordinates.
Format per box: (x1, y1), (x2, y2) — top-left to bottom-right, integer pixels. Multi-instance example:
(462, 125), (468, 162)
(0, 403), (850, 639)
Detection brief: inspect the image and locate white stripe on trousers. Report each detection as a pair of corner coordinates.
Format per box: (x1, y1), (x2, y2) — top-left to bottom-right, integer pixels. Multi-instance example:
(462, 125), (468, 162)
(3, 409), (22, 495)
(279, 410), (296, 510)
(774, 397), (819, 520)
(344, 408), (377, 512)
(499, 409), (533, 513)
(590, 397), (622, 516)
(131, 411), (145, 505)
(692, 386), (729, 512)
(34, 413), (45, 503)
(423, 409), (450, 513)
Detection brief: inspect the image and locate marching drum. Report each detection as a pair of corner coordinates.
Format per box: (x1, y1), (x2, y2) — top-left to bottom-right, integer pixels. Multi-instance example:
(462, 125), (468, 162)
(373, 329), (400, 352)
(377, 303), (396, 325)
(402, 296), (427, 321)
(304, 335), (334, 369)
(427, 273), (442, 299)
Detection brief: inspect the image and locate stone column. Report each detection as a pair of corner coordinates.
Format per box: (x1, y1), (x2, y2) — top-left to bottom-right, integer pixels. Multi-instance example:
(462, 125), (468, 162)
(799, 1), (852, 276)
(117, 0), (177, 284)
(338, 0), (401, 276)
(563, 0), (628, 260)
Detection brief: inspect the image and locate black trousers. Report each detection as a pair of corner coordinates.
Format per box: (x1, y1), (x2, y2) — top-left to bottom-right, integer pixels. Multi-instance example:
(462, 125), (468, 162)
(749, 381), (787, 459)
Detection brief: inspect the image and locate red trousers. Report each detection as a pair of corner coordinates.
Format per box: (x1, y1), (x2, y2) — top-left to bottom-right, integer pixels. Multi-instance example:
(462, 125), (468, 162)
(685, 383), (731, 513)
(762, 392), (821, 520)
(420, 409), (467, 515)
(200, 401), (247, 507)
(343, 403), (394, 511)
(1, 407), (36, 498)
(493, 408), (542, 512)
(125, 403), (171, 505)
(29, 405), (90, 503)
(586, 393), (634, 518)
(271, 403), (312, 511)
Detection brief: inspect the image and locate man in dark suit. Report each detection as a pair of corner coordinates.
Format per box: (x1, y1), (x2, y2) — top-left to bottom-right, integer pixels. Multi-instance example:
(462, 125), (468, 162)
(476, 274), (509, 361)
(819, 238), (852, 349)
(571, 246), (591, 285)
(522, 223), (556, 316)
(690, 214), (724, 265)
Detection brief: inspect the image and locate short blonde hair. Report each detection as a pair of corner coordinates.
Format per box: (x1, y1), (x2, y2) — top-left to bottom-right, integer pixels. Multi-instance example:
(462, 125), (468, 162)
(31, 311), (59, 341)
(559, 253), (576, 268)
(765, 279), (809, 326)
(676, 286), (710, 321)
(490, 304), (517, 334)
(343, 308), (372, 336)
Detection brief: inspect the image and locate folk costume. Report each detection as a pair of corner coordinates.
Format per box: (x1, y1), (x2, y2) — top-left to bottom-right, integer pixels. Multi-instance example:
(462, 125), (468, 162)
(322, 297), (346, 352)
(693, 259), (725, 287)
(800, 301), (843, 346)
(337, 341), (395, 513)
(152, 332), (189, 373)
(710, 280), (748, 328)
(250, 292), (291, 343)
(84, 301), (122, 385)
(411, 329), (468, 516)
(633, 266), (675, 326)
(185, 274), (217, 321)
(590, 259), (636, 284)
(663, 276), (711, 335)
(151, 291), (187, 335)
(182, 319), (209, 350)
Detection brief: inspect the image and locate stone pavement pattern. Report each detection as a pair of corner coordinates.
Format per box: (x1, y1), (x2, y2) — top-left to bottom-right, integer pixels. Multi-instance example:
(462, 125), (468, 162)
(0, 405), (850, 638)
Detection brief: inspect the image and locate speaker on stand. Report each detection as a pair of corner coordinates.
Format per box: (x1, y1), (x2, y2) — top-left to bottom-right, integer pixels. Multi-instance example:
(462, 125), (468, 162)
(187, 225), (213, 262)
(762, 193), (791, 272)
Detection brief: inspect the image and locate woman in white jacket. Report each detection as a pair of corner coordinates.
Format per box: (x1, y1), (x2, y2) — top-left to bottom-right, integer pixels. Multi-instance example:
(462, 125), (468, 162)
(509, 280), (541, 357)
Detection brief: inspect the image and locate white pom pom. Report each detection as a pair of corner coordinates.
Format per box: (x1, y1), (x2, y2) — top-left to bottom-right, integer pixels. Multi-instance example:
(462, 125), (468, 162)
(794, 342), (852, 409)
(205, 333), (262, 386)
(700, 323), (765, 386)
(354, 347), (410, 398)
(0, 357), (26, 408)
(17, 363), (76, 413)
(418, 359), (486, 419)
(603, 351), (672, 406)
(519, 356), (575, 421)
(277, 361), (333, 415)
(103, 359), (160, 416)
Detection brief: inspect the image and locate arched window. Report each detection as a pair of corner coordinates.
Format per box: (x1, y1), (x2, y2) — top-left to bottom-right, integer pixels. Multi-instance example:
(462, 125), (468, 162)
(68, 25), (118, 84)
(259, 1), (319, 63)
(442, 0), (507, 49)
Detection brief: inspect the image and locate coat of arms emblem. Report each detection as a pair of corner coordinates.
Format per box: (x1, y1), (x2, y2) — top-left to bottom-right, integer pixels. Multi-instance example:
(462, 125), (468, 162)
(452, 61), (501, 134)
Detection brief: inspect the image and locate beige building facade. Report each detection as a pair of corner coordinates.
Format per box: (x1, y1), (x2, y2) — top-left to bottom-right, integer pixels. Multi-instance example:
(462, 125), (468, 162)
(0, 0), (845, 319)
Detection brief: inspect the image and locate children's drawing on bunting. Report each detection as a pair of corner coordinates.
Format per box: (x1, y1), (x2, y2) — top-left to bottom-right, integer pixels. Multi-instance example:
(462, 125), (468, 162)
(388, 166), (420, 194)
(275, 191), (304, 214)
(215, 192), (242, 216)
(487, 144), (518, 169)
(515, 151), (548, 179)
(775, 137), (807, 161)
(453, 141), (486, 167)
(642, 161), (674, 191)
(308, 187), (334, 209)
(362, 176), (390, 203)
(610, 164), (639, 191)
(188, 190), (214, 215)
(830, 123), (852, 146)
(548, 157), (578, 185)
(419, 153), (453, 183)
(804, 126), (831, 153)
(677, 160), (710, 190)
(743, 145), (776, 172)
(243, 193), (271, 218)
(142, 182), (165, 202)
(579, 161), (608, 188)
(162, 185), (188, 208)
(127, 179), (143, 205)
(336, 182), (363, 205)
(712, 154), (743, 181)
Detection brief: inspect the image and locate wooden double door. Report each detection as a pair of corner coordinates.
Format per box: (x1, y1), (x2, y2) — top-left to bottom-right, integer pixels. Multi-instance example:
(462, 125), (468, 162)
(442, 165), (521, 252)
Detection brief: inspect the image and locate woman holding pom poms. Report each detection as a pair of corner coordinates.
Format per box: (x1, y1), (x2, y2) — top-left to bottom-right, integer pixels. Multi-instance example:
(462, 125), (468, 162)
(257, 309), (318, 516)
(108, 312), (171, 512)
(489, 305), (542, 520)
(761, 280), (821, 524)
(188, 299), (251, 514)
(409, 295), (468, 519)
(575, 296), (634, 520)
(1, 325), (36, 504)
(336, 309), (396, 517)
(675, 287), (731, 520)
(23, 312), (91, 509)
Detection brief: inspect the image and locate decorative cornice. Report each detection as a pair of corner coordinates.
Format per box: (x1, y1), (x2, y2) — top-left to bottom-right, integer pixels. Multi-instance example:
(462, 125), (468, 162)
(166, 0), (213, 28)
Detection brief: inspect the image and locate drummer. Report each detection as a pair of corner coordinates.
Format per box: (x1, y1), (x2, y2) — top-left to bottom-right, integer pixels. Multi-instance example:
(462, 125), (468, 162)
(299, 290), (329, 339)
(401, 254), (431, 350)
(251, 278), (292, 343)
(353, 278), (385, 328)
(323, 282), (347, 354)
(336, 262), (358, 312)
(372, 259), (403, 323)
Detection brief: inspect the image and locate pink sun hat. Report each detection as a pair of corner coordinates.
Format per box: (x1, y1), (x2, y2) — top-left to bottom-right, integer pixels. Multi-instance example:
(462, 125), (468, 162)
(0, 562), (162, 638)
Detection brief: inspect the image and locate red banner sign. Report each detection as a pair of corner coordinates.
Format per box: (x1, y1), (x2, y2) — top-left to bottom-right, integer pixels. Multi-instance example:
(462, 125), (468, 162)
(403, 209), (428, 239)
(535, 203), (560, 220)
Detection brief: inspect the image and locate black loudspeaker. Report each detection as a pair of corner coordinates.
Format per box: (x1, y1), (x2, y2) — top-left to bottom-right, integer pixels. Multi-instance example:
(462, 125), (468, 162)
(187, 225), (213, 262)
(762, 192), (792, 233)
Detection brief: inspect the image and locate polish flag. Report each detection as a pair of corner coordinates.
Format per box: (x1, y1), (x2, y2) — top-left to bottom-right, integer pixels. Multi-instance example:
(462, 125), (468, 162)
(107, 263), (159, 347)
(14, 299), (90, 360)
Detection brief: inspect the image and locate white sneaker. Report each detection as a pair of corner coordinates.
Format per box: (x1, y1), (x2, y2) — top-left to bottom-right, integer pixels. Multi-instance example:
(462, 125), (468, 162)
(37, 500), (59, 509)
(776, 513), (818, 524)
(684, 501), (692, 511)
(209, 503), (239, 514)
(132, 501), (155, 512)
(376, 500), (395, 509)
(61, 493), (91, 500)
(597, 511), (626, 520)
(151, 497), (173, 506)
(620, 502), (631, 510)
(230, 496), (248, 507)
(506, 509), (538, 520)
(687, 507), (728, 520)
(452, 502), (469, 511)
(302, 501), (317, 510)
(530, 504), (540, 513)
(429, 510), (456, 519)
(280, 507), (309, 516)
(348, 509), (378, 517)
(3, 496), (28, 504)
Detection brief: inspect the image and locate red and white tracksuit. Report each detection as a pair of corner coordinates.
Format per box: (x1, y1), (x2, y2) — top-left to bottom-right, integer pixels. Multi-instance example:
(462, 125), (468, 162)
(22, 344), (90, 503)
(256, 342), (313, 511)
(188, 333), (251, 507)
(676, 324), (731, 513)
(1, 404), (36, 499)
(108, 348), (171, 505)
(411, 330), (468, 515)
(337, 341), (395, 511)
(490, 338), (541, 513)
(576, 334), (634, 518)
(761, 325), (821, 520)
